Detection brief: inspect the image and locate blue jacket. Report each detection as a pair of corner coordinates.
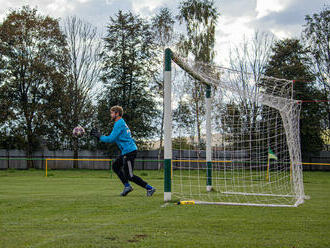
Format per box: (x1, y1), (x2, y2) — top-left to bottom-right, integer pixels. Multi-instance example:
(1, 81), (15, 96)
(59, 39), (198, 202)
(100, 118), (137, 155)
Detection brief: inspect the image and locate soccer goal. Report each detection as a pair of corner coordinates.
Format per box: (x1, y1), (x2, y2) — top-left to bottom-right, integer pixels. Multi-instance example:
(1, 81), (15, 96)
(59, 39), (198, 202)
(163, 48), (305, 207)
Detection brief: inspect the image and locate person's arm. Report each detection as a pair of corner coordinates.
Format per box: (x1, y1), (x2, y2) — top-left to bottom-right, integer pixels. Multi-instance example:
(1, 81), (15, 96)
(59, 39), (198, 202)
(99, 122), (122, 143)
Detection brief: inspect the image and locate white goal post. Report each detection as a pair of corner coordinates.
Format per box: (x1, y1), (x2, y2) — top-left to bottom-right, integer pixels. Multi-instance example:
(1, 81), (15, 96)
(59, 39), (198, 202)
(163, 48), (305, 207)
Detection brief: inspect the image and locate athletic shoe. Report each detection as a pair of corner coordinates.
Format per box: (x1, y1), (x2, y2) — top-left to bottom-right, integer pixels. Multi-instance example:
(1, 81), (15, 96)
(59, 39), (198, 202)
(147, 188), (156, 197)
(120, 186), (133, 196)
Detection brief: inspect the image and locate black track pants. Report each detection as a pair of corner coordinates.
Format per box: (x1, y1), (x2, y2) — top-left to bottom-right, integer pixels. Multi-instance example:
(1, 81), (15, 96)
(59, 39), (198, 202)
(112, 150), (148, 188)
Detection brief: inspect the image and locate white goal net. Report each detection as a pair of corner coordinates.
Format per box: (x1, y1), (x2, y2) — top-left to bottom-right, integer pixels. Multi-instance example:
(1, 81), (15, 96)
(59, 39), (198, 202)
(164, 48), (305, 207)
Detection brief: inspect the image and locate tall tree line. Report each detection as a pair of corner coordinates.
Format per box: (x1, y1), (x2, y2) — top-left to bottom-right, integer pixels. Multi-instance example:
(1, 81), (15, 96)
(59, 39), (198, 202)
(98, 10), (159, 153)
(0, 3), (329, 162)
(176, 0), (220, 149)
(0, 6), (69, 167)
(0, 6), (166, 160)
(223, 6), (329, 154)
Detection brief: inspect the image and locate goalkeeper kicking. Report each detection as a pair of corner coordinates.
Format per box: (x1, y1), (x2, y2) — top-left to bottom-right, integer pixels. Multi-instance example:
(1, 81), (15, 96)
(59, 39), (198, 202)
(91, 106), (156, 197)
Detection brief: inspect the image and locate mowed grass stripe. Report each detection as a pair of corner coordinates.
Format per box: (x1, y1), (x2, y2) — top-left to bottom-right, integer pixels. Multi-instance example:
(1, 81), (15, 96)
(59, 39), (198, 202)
(0, 169), (329, 248)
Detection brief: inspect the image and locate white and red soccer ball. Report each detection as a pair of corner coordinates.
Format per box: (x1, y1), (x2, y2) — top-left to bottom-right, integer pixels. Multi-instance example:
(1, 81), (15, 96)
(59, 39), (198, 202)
(72, 125), (85, 137)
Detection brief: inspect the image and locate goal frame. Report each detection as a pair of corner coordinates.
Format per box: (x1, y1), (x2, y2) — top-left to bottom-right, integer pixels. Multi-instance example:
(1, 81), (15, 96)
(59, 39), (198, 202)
(164, 48), (214, 202)
(163, 48), (305, 207)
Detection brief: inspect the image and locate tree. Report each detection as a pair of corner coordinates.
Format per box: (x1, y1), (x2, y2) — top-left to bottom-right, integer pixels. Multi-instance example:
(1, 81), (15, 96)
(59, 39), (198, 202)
(0, 6), (69, 166)
(60, 16), (102, 165)
(218, 102), (242, 150)
(303, 6), (330, 91)
(230, 31), (275, 89)
(264, 39), (327, 153)
(224, 31), (275, 156)
(152, 8), (175, 49)
(177, 0), (219, 63)
(173, 99), (195, 135)
(177, 0), (219, 149)
(303, 6), (330, 143)
(151, 7), (176, 166)
(98, 11), (159, 151)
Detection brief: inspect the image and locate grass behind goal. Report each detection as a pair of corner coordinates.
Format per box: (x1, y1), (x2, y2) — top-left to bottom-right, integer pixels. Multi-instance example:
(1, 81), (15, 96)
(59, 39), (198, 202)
(0, 169), (329, 248)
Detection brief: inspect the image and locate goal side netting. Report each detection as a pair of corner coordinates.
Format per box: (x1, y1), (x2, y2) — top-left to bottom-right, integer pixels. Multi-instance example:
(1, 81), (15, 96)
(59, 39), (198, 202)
(163, 48), (305, 207)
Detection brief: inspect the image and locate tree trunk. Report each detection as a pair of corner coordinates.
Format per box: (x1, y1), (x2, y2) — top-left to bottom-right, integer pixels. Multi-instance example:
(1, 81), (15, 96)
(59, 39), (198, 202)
(26, 115), (34, 169)
(73, 92), (79, 169)
(73, 138), (79, 169)
(6, 149), (9, 169)
(26, 136), (33, 169)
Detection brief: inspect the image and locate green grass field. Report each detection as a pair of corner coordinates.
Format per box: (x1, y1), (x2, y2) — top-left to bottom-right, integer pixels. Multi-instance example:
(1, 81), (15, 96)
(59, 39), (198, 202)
(0, 169), (330, 248)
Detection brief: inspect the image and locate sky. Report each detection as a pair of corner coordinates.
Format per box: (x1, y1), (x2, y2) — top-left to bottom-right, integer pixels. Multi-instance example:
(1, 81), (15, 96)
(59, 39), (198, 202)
(0, 0), (327, 66)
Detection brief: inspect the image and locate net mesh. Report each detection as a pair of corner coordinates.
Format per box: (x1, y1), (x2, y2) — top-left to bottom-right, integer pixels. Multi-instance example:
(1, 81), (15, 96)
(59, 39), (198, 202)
(170, 53), (304, 207)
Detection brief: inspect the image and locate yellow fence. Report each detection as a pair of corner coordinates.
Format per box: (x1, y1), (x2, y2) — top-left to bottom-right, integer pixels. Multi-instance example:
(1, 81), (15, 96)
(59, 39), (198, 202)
(39, 158), (330, 177)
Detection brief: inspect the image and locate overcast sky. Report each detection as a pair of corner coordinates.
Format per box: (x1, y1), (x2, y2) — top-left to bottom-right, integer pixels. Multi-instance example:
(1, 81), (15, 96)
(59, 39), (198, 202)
(0, 0), (327, 65)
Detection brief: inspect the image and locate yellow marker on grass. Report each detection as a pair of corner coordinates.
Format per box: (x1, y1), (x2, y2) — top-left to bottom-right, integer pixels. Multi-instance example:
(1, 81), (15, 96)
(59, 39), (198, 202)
(177, 200), (195, 205)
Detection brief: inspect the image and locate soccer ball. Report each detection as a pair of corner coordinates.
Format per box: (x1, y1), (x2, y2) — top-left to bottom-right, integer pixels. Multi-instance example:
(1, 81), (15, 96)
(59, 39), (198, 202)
(72, 125), (85, 137)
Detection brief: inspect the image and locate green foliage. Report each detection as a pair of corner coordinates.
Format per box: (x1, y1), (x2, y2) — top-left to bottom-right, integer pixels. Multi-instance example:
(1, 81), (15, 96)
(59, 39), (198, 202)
(0, 6), (69, 158)
(173, 99), (195, 131)
(303, 6), (330, 145)
(152, 7), (175, 49)
(51, 17), (101, 154)
(303, 5), (330, 86)
(177, 0), (219, 63)
(150, 7), (176, 98)
(264, 39), (326, 153)
(98, 11), (159, 145)
(175, 0), (219, 149)
(218, 101), (264, 154)
(172, 137), (195, 150)
(150, 8), (176, 152)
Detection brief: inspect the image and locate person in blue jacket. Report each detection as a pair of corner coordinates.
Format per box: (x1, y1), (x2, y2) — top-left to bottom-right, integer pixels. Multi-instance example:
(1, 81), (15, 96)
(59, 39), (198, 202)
(91, 106), (156, 197)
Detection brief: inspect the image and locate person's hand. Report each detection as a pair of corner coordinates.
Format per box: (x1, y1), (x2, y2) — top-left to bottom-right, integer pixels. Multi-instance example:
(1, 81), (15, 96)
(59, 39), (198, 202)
(90, 128), (101, 139)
